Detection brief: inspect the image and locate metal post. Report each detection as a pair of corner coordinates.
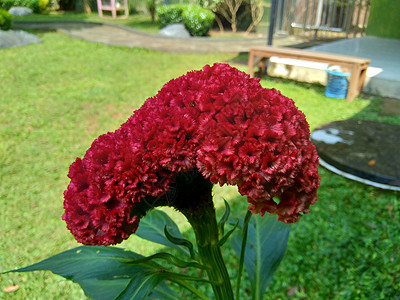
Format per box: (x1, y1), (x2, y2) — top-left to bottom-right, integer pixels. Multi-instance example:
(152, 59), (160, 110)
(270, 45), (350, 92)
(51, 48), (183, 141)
(268, 0), (278, 45)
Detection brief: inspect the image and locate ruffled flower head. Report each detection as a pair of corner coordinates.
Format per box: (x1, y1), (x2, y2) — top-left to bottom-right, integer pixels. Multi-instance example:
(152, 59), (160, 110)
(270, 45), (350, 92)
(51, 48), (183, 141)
(63, 63), (320, 246)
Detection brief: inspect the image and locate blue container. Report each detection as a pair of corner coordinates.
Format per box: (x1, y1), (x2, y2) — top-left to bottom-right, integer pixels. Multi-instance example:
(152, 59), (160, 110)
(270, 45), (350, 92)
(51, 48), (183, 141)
(325, 66), (351, 99)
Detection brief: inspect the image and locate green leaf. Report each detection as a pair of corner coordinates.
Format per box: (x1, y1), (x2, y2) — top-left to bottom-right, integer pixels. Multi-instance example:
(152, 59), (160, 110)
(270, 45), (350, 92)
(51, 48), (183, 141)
(135, 209), (189, 256)
(218, 200), (230, 237)
(115, 270), (163, 300)
(145, 282), (180, 300)
(217, 219), (239, 247)
(78, 278), (131, 300)
(9, 246), (158, 280)
(117, 270), (212, 300)
(127, 252), (205, 269)
(164, 226), (197, 260)
(234, 210), (252, 300)
(231, 214), (291, 300)
(7, 246), (163, 300)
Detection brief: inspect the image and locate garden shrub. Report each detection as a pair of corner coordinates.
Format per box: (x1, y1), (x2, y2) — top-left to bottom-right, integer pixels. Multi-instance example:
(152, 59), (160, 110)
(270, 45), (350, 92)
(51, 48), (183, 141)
(37, 0), (50, 11)
(157, 4), (214, 36)
(0, 0), (13, 11)
(182, 4), (214, 37)
(0, 0), (49, 13)
(0, 9), (13, 30)
(157, 4), (185, 29)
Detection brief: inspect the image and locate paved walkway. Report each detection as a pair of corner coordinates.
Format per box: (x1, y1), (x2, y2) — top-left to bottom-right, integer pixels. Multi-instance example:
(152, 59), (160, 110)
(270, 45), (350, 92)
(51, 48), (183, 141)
(14, 21), (317, 53)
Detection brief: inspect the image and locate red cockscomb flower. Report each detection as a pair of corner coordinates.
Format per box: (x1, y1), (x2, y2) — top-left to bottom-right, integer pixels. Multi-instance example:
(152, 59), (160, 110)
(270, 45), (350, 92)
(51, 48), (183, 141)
(63, 63), (320, 246)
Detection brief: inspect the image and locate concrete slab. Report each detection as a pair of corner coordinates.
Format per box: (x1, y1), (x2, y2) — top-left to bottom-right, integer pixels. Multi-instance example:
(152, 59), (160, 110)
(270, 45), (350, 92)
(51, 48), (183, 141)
(267, 36), (400, 100)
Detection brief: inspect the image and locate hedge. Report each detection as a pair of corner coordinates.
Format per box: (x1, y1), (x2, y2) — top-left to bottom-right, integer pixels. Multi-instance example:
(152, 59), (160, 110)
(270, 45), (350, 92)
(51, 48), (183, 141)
(0, 9), (13, 30)
(157, 4), (185, 29)
(182, 5), (214, 37)
(0, 0), (49, 13)
(157, 4), (214, 37)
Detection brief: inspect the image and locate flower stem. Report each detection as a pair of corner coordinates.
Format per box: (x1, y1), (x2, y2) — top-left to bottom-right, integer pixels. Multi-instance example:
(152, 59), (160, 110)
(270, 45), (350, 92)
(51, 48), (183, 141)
(168, 170), (234, 299)
(182, 201), (234, 300)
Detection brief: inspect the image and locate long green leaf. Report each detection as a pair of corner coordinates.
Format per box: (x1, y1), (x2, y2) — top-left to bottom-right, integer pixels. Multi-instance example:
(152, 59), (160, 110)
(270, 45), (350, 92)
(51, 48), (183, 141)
(164, 226), (197, 260)
(79, 278), (178, 300)
(145, 282), (180, 300)
(218, 200), (230, 237)
(78, 278), (131, 300)
(235, 210), (252, 300)
(231, 214), (291, 300)
(115, 270), (163, 300)
(8, 246), (158, 280)
(217, 219), (239, 247)
(135, 209), (189, 256)
(127, 252), (205, 269)
(116, 269), (213, 300)
(6, 246), (163, 300)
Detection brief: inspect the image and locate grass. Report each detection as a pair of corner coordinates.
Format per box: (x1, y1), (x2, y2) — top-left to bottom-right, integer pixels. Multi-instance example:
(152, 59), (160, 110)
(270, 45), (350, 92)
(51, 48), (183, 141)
(1, 24), (399, 299)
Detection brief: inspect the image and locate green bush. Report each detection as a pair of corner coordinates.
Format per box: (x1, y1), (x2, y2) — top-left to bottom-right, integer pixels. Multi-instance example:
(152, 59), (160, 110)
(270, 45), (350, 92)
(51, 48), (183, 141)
(157, 4), (185, 29)
(0, 0), (14, 11)
(0, 0), (49, 13)
(182, 4), (214, 37)
(0, 9), (13, 30)
(37, 0), (49, 11)
(157, 4), (214, 36)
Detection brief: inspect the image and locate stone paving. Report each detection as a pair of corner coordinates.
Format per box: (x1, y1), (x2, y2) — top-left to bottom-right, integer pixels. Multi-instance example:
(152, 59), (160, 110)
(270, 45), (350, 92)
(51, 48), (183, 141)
(13, 21), (317, 53)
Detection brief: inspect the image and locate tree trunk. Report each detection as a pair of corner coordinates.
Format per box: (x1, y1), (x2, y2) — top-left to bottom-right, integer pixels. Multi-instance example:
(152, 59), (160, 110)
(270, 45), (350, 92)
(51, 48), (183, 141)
(83, 0), (92, 14)
(214, 15), (224, 32)
(231, 14), (237, 32)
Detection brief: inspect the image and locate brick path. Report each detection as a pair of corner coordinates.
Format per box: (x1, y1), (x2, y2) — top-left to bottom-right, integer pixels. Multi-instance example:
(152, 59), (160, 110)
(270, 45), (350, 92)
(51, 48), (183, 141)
(14, 21), (315, 53)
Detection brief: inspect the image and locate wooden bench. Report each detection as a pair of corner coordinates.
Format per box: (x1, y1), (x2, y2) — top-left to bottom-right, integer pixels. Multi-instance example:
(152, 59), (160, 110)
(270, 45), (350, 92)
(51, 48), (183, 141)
(248, 46), (371, 102)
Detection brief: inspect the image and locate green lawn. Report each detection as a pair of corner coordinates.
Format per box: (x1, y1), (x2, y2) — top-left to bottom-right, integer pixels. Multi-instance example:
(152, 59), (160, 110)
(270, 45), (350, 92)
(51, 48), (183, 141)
(0, 27), (399, 299)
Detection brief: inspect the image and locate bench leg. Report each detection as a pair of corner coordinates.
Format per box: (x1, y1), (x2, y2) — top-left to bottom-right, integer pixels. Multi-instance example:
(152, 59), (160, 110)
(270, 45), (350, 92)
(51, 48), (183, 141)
(257, 59), (266, 78)
(358, 67), (368, 91)
(346, 64), (361, 102)
(248, 50), (255, 77)
(248, 52), (267, 78)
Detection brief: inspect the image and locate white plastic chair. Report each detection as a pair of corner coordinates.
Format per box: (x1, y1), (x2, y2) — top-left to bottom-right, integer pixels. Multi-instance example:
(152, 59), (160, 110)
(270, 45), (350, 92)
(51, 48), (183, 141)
(97, 0), (129, 18)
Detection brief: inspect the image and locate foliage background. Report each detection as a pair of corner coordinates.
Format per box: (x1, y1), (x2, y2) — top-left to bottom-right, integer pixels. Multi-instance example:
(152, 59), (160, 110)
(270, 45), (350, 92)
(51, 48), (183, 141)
(0, 0), (49, 13)
(365, 0), (400, 39)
